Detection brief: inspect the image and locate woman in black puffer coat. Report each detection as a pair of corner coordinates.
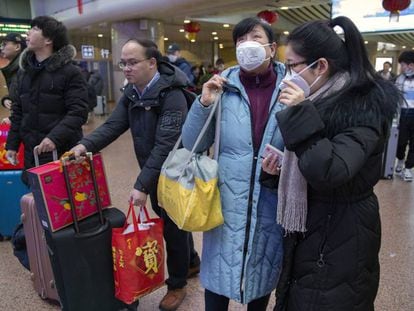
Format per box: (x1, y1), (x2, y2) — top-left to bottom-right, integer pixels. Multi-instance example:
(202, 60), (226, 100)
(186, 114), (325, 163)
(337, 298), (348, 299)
(270, 16), (404, 311)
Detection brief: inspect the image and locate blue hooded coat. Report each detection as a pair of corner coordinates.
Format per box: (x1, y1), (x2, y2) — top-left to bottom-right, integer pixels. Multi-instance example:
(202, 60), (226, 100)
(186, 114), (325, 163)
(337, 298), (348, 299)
(182, 62), (285, 303)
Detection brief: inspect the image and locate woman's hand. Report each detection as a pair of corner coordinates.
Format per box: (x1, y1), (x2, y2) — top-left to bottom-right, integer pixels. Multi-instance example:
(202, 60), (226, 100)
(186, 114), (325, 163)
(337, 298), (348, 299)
(278, 80), (305, 106)
(200, 74), (227, 107)
(261, 154), (281, 175)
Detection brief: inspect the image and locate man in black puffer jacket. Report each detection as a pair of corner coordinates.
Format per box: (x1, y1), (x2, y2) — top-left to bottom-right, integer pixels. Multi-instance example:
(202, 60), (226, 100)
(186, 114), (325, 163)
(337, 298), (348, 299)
(71, 38), (200, 311)
(5, 16), (88, 184)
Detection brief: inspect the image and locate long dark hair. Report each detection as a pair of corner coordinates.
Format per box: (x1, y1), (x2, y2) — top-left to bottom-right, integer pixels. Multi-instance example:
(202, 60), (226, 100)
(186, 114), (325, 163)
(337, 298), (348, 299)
(287, 16), (379, 90)
(287, 16), (403, 135)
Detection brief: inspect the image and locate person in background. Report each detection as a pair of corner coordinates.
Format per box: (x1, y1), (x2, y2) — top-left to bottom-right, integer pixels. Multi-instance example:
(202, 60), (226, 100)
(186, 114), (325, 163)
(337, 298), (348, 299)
(190, 65), (202, 94)
(88, 70), (104, 97)
(199, 64), (214, 86)
(0, 33), (27, 124)
(5, 16), (88, 184)
(166, 43), (194, 85)
(271, 16), (403, 311)
(395, 51), (414, 181)
(182, 17), (285, 311)
(71, 38), (200, 311)
(378, 61), (395, 81)
(214, 58), (225, 74)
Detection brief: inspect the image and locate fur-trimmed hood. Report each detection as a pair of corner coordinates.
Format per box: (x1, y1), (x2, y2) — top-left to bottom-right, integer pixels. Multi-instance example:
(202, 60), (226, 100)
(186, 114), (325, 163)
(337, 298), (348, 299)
(19, 45), (76, 72)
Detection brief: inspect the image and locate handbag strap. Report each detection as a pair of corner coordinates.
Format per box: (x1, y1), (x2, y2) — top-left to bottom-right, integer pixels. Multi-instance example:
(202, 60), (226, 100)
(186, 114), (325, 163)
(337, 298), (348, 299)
(126, 202), (152, 231)
(170, 93), (222, 163)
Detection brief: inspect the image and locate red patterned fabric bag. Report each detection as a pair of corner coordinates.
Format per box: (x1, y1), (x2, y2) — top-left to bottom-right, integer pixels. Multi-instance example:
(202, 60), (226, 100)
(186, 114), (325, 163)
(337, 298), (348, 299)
(112, 203), (164, 304)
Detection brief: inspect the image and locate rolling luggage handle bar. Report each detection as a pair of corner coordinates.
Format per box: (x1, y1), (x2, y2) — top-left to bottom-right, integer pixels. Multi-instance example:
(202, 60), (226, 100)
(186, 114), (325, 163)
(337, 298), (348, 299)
(61, 152), (105, 233)
(33, 146), (58, 167)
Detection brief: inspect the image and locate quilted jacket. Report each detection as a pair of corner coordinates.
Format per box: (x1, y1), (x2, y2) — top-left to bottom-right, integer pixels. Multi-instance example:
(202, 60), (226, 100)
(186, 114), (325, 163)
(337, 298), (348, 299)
(182, 62), (286, 303)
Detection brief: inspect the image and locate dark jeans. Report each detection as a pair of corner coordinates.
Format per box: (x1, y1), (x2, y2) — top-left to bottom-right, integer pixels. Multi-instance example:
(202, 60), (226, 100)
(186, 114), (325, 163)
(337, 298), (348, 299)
(204, 289), (270, 311)
(397, 109), (414, 169)
(150, 191), (199, 290)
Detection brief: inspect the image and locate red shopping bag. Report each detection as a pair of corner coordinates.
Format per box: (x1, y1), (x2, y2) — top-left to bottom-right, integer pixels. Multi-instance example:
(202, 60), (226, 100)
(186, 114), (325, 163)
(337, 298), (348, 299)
(0, 123), (24, 170)
(112, 203), (165, 304)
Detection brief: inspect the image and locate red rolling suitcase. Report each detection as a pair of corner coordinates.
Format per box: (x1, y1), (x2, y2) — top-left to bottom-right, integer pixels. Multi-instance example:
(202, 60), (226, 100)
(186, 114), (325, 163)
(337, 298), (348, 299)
(21, 193), (60, 302)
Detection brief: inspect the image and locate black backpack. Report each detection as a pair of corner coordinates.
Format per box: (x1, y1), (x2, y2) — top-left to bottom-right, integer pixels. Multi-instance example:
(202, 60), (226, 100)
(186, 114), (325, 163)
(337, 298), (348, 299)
(159, 87), (197, 111)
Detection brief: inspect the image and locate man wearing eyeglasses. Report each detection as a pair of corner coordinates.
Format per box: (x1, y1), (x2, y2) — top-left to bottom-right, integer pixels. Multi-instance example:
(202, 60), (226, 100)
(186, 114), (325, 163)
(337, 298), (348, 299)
(0, 33), (26, 124)
(71, 38), (200, 311)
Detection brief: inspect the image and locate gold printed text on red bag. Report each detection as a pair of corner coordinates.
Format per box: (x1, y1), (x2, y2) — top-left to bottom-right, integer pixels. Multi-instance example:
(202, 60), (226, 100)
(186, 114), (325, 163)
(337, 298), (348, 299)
(135, 240), (160, 274)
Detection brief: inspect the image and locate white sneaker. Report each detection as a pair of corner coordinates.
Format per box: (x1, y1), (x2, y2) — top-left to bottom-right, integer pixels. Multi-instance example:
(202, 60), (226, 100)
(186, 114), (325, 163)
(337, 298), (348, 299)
(403, 168), (413, 182)
(395, 159), (404, 174)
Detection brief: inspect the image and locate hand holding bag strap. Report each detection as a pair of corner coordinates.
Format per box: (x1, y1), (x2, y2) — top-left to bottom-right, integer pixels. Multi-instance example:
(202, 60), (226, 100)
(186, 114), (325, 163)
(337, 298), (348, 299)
(168, 93), (222, 165)
(128, 201), (139, 233)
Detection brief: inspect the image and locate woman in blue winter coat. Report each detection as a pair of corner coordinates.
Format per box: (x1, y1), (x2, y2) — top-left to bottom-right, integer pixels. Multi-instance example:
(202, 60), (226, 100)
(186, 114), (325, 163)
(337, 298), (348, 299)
(182, 17), (285, 310)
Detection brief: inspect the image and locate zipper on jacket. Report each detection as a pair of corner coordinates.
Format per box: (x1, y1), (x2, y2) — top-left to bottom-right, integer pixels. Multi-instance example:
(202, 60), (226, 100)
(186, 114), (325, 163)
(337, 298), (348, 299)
(239, 95), (279, 301)
(240, 154), (258, 301)
(317, 214), (331, 268)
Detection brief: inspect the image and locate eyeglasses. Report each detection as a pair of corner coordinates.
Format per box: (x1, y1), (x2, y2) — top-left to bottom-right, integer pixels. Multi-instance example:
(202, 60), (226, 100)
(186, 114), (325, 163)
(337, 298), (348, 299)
(285, 61), (307, 74)
(118, 58), (148, 70)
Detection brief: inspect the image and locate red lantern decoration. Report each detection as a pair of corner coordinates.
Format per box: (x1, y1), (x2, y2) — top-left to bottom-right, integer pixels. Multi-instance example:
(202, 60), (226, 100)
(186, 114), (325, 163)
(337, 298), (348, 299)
(257, 10), (278, 24)
(77, 0), (83, 15)
(382, 0), (411, 21)
(183, 22), (201, 41)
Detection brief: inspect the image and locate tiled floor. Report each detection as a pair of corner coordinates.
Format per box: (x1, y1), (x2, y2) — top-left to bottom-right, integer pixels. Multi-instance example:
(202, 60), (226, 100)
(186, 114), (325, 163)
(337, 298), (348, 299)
(0, 108), (413, 310)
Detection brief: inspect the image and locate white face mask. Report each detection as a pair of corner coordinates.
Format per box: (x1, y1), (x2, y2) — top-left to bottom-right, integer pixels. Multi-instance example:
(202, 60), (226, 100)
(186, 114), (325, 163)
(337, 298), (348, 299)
(405, 68), (414, 77)
(280, 60), (321, 97)
(236, 41), (271, 72)
(168, 54), (178, 63)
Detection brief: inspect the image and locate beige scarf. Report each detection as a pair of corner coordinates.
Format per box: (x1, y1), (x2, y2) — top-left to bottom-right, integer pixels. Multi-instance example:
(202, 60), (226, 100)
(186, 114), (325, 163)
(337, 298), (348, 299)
(277, 72), (349, 233)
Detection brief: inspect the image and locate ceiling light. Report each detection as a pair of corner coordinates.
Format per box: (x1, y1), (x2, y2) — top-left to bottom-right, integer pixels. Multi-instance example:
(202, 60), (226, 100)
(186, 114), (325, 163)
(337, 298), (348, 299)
(402, 45), (406, 48)
(280, 7), (289, 10)
(213, 36), (219, 40)
(184, 20), (191, 24)
(223, 24), (230, 28)
(97, 34), (103, 38)
(364, 40), (368, 44)
(179, 29), (185, 33)
(211, 31), (217, 35)
(219, 43), (224, 49)
(283, 31), (289, 35)
(164, 37), (169, 41)
(190, 39), (196, 42)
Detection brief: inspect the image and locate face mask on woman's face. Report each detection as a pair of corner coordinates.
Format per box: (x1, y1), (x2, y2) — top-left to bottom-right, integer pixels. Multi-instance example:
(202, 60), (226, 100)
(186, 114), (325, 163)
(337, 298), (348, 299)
(280, 60), (321, 97)
(236, 41), (271, 72)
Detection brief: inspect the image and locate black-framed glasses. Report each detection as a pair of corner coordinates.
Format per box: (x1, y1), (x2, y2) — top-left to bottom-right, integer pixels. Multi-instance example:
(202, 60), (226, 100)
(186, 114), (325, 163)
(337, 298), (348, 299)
(285, 61), (307, 74)
(118, 58), (148, 70)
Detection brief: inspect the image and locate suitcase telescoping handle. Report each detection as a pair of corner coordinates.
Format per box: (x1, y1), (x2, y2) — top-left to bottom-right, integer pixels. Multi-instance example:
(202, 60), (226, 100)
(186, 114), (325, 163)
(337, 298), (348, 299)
(33, 146), (58, 167)
(61, 152), (106, 234)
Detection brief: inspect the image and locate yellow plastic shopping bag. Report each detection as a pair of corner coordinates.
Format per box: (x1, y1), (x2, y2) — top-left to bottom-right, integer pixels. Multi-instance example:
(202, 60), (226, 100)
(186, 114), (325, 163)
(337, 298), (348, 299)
(158, 95), (223, 231)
